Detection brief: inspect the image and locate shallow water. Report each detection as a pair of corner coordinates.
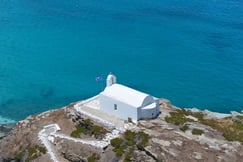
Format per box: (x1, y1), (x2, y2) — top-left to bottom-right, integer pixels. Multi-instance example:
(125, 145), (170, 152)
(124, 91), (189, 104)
(0, 0), (243, 122)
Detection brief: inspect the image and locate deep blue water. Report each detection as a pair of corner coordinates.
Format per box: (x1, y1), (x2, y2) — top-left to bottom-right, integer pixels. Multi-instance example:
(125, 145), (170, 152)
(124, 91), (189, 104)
(1, 0), (243, 123)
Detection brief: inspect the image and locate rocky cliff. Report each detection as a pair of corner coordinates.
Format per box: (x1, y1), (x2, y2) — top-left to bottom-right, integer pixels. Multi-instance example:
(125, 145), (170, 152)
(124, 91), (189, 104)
(0, 99), (243, 162)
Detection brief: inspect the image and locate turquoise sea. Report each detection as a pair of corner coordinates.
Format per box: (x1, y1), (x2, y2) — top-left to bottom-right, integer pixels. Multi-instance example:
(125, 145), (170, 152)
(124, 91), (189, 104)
(1, 0), (243, 123)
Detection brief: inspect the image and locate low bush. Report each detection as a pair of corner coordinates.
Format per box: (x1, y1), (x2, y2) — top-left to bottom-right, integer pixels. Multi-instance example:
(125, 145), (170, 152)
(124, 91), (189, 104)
(180, 125), (189, 132)
(165, 109), (243, 143)
(137, 131), (149, 147)
(124, 146), (134, 162)
(165, 110), (193, 125)
(92, 125), (107, 138)
(14, 151), (24, 161)
(124, 130), (136, 142)
(192, 128), (204, 135)
(87, 153), (100, 162)
(115, 146), (125, 157)
(221, 122), (243, 142)
(236, 115), (243, 120)
(111, 138), (123, 149)
(26, 145), (47, 162)
(165, 109), (204, 125)
(110, 130), (150, 160)
(70, 125), (88, 138)
(70, 120), (108, 139)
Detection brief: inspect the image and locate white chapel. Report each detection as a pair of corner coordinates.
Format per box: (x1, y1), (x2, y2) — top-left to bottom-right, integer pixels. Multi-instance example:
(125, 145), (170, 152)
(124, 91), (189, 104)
(99, 73), (160, 123)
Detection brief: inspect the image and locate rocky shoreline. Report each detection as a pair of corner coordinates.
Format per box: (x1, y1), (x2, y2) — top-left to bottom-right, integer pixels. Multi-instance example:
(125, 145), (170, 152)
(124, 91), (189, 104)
(1, 98), (243, 162)
(0, 124), (14, 139)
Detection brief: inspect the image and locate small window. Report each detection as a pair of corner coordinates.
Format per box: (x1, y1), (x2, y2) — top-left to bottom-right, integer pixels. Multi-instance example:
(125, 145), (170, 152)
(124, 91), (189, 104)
(114, 104), (117, 110)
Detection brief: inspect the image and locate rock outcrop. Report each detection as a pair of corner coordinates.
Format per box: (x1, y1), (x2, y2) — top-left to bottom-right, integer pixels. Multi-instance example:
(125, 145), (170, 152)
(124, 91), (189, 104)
(0, 124), (14, 139)
(0, 99), (243, 162)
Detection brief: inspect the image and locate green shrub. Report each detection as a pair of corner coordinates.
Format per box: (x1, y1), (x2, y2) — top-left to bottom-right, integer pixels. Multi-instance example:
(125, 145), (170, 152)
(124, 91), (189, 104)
(164, 109), (243, 143)
(124, 146), (134, 162)
(233, 122), (243, 130)
(221, 122), (243, 143)
(70, 125), (88, 138)
(200, 118), (243, 143)
(71, 130), (81, 138)
(236, 115), (243, 120)
(224, 116), (232, 120)
(38, 146), (47, 154)
(14, 151), (24, 161)
(26, 145), (47, 162)
(165, 109), (204, 125)
(192, 128), (204, 135)
(126, 139), (134, 146)
(124, 130), (136, 141)
(137, 131), (149, 147)
(165, 111), (192, 125)
(76, 125), (89, 134)
(116, 146), (125, 157)
(124, 152), (132, 162)
(222, 131), (235, 141)
(180, 125), (189, 132)
(71, 121), (108, 139)
(183, 110), (204, 121)
(92, 125), (102, 132)
(83, 119), (93, 129)
(200, 119), (217, 128)
(87, 153), (100, 162)
(111, 138), (123, 148)
(70, 125), (89, 138)
(110, 130), (150, 159)
(92, 125), (107, 136)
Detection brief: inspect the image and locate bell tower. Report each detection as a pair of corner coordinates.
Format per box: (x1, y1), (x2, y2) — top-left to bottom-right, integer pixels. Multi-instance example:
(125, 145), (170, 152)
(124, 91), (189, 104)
(106, 72), (117, 87)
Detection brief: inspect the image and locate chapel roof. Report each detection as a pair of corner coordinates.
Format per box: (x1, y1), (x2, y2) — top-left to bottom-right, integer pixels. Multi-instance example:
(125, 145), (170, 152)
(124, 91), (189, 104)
(100, 83), (151, 107)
